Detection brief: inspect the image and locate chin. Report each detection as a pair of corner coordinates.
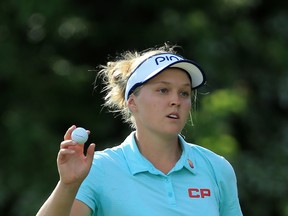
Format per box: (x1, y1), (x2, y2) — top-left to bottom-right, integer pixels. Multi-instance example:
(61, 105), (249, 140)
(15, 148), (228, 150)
(160, 128), (182, 137)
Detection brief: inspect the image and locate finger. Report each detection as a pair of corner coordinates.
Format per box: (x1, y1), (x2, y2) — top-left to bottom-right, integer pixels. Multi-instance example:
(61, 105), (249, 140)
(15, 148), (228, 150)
(61, 143), (85, 156)
(60, 140), (77, 149)
(86, 143), (95, 163)
(59, 148), (76, 155)
(57, 149), (76, 163)
(64, 125), (76, 140)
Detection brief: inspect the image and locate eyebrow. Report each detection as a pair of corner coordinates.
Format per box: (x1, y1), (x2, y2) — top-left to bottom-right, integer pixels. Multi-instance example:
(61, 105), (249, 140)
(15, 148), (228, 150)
(151, 81), (192, 87)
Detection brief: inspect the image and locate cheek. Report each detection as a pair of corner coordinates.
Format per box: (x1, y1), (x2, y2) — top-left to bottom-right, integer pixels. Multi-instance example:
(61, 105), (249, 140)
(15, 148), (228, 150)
(146, 100), (160, 113)
(183, 99), (192, 109)
(139, 92), (159, 108)
(140, 100), (164, 119)
(183, 100), (192, 116)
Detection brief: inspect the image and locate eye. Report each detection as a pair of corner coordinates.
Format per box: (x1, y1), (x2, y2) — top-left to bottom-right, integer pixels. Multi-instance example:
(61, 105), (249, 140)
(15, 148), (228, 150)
(158, 88), (169, 94)
(180, 91), (191, 98)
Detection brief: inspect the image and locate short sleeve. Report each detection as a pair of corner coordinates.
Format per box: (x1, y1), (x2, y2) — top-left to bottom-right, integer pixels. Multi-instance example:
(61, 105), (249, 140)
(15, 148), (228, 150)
(76, 155), (103, 216)
(217, 158), (243, 216)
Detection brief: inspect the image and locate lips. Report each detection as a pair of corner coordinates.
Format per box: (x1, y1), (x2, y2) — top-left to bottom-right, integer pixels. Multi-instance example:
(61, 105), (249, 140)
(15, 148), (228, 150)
(167, 113), (179, 119)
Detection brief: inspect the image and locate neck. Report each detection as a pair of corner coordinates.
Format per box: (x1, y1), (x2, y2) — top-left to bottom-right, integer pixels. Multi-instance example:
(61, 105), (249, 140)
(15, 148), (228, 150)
(135, 131), (182, 174)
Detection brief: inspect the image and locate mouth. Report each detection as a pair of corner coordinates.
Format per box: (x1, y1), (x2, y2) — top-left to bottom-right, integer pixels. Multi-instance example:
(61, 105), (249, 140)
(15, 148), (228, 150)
(167, 113), (180, 119)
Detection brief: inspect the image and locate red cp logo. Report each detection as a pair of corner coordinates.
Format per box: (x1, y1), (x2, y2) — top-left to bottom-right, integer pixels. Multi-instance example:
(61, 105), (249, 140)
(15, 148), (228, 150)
(188, 188), (211, 198)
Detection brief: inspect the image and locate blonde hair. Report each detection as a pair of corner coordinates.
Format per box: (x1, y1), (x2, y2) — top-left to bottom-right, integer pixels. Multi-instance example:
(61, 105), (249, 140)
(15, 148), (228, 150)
(96, 44), (181, 128)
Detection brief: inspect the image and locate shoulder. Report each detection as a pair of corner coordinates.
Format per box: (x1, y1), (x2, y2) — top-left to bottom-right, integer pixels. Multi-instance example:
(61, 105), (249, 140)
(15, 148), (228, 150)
(186, 142), (236, 180)
(193, 144), (232, 166)
(93, 132), (135, 162)
(83, 144), (126, 190)
(92, 144), (125, 167)
(182, 139), (242, 214)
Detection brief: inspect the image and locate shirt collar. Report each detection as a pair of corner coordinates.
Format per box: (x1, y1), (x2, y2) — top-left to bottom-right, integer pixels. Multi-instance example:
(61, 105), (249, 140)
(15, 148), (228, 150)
(121, 132), (197, 176)
(177, 134), (197, 174)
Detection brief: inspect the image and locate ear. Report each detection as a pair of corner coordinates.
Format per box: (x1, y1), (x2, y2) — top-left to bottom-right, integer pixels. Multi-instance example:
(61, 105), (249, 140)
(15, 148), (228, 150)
(127, 95), (137, 113)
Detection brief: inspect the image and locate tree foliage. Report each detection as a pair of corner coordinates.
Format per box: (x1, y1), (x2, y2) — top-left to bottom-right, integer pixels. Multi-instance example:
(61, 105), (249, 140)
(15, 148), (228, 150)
(1, 0), (288, 215)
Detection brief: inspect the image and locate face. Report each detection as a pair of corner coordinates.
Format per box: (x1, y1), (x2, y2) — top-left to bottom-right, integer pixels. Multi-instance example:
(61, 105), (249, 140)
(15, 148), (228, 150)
(128, 68), (192, 137)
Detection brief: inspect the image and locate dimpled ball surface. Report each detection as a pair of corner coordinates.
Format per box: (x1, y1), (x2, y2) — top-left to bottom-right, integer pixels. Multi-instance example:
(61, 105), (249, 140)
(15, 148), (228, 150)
(71, 127), (88, 144)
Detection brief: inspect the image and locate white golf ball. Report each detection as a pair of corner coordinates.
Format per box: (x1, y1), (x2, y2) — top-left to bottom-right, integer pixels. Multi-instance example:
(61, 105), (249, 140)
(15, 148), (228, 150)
(71, 127), (88, 144)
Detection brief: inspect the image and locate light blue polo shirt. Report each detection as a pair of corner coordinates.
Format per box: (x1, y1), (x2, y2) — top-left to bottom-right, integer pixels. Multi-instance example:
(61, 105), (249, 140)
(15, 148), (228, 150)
(76, 132), (243, 216)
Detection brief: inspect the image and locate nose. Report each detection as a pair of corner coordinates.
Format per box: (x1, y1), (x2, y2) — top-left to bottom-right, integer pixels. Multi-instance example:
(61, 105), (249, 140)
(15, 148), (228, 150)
(170, 93), (181, 107)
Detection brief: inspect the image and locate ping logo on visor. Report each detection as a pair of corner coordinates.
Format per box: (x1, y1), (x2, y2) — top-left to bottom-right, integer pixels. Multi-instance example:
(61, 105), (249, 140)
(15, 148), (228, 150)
(155, 55), (182, 65)
(125, 53), (206, 101)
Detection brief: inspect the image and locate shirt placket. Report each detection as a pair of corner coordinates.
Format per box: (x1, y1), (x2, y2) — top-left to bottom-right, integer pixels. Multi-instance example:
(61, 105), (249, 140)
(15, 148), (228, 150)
(163, 176), (176, 205)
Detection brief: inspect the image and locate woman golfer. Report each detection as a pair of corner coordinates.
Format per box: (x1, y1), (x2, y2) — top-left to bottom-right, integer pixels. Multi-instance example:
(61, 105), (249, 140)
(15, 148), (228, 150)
(36, 44), (243, 216)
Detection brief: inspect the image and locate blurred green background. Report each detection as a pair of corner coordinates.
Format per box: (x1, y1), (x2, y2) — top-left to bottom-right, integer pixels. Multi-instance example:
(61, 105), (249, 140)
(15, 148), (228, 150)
(1, 0), (288, 215)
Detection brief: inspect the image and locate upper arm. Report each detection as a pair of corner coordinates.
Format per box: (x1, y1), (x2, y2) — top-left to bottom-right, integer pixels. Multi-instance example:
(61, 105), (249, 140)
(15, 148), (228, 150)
(217, 159), (243, 216)
(71, 199), (92, 216)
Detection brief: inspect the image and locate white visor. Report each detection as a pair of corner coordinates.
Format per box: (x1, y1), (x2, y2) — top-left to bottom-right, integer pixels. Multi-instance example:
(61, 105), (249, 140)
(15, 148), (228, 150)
(125, 53), (206, 101)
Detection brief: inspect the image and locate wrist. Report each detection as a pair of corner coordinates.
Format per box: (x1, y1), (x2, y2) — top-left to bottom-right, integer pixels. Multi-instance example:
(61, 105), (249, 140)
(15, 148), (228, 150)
(57, 180), (81, 194)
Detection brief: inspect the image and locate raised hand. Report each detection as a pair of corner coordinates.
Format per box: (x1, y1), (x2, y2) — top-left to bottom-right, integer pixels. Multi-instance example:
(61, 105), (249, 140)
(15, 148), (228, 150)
(57, 125), (95, 186)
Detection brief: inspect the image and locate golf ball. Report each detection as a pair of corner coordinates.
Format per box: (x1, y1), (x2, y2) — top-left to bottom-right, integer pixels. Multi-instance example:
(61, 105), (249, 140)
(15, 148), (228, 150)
(71, 127), (88, 144)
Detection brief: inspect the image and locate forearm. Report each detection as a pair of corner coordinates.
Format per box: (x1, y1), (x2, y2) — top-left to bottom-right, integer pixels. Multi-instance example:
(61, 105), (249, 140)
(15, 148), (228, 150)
(36, 181), (80, 216)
